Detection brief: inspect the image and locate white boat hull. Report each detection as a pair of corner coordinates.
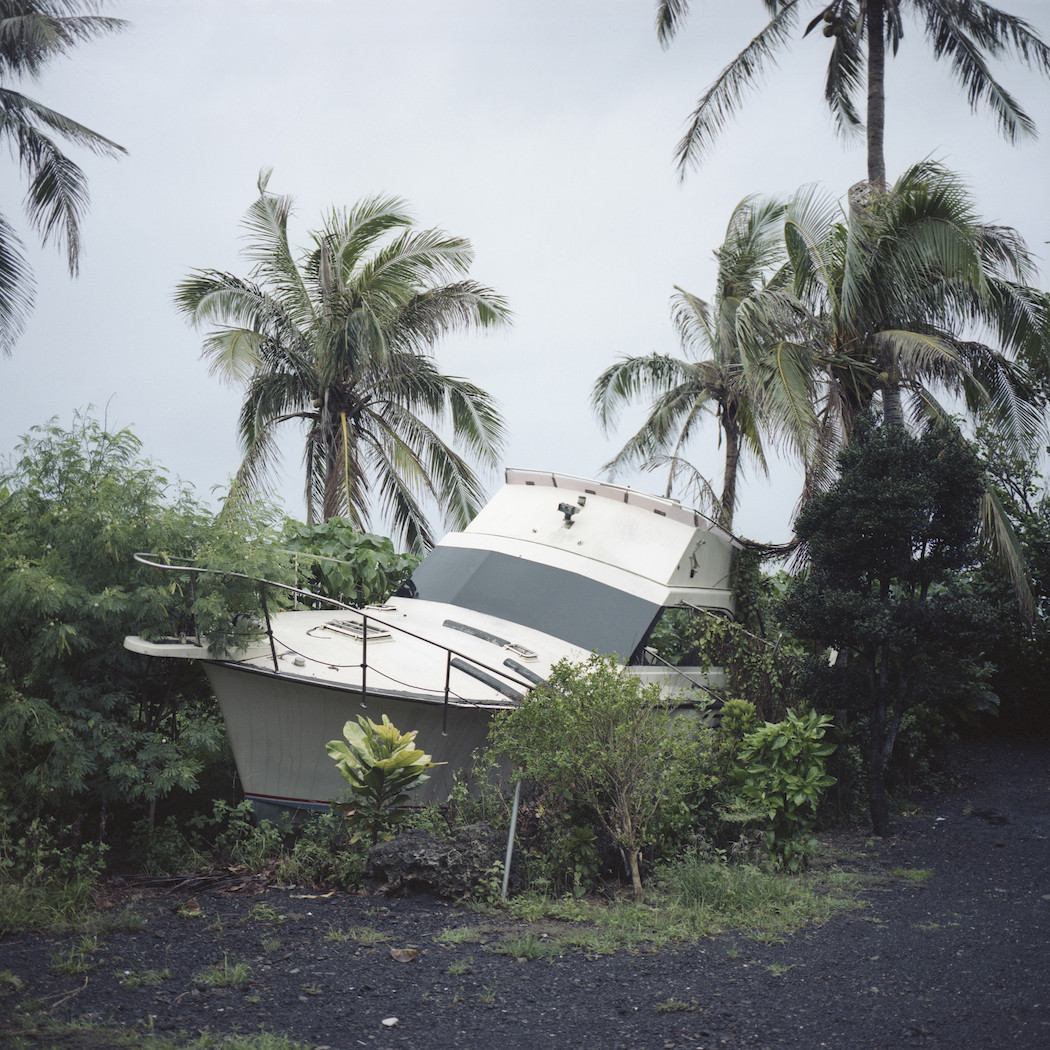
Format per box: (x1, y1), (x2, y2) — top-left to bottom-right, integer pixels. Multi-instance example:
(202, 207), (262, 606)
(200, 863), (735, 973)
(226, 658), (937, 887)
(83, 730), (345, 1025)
(203, 662), (502, 814)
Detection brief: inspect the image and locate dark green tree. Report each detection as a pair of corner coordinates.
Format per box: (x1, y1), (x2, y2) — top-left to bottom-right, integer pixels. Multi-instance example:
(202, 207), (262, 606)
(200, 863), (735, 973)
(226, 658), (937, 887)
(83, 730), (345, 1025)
(779, 416), (992, 834)
(0, 0), (127, 354)
(972, 424), (1050, 733)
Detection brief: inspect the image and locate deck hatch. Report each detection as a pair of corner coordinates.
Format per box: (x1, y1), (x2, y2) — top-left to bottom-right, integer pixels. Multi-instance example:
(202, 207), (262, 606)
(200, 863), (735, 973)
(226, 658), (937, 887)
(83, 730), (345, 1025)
(322, 619), (393, 642)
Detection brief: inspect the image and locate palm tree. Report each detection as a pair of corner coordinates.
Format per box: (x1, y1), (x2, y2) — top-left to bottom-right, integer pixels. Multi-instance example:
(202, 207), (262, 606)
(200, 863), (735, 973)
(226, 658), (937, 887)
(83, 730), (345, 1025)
(754, 162), (1050, 602)
(175, 171), (511, 553)
(0, 0), (126, 355)
(765, 162), (1049, 451)
(592, 196), (798, 532)
(656, 1), (1050, 184)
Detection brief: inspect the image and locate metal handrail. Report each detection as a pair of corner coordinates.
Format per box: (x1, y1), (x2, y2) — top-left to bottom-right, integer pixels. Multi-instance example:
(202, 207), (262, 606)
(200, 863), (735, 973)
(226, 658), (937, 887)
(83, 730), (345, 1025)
(132, 553), (538, 705)
(637, 645), (723, 706)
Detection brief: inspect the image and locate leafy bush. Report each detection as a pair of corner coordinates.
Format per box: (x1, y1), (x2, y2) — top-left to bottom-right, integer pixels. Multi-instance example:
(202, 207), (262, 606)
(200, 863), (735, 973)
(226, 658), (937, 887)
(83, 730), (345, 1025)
(734, 708), (837, 870)
(281, 518), (420, 607)
(136, 800), (366, 890)
(490, 654), (708, 901)
(0, 816), (108, 934)
(0, 415), (257, 839)
(274, 811), (366, 889)
(327, 714), (442, 845)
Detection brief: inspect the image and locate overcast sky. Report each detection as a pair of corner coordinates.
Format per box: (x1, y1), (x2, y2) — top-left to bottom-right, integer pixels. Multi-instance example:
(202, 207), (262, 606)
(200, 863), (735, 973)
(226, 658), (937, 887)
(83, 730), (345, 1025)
(3, 0), (1049, 544)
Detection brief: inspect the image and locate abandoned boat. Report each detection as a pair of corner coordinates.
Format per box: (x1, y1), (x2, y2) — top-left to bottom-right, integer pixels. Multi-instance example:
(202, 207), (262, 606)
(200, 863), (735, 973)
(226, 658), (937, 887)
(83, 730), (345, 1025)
(124, 469), (741, 815)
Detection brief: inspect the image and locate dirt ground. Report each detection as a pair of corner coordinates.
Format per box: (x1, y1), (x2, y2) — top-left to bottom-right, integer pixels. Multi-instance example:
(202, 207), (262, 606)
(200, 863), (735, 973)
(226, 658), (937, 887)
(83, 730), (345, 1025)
(2, 735), (1049, 1049)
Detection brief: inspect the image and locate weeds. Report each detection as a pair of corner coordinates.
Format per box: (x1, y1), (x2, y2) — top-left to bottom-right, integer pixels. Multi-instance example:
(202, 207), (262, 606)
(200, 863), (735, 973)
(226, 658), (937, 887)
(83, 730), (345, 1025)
(247, 902), (285, 924)
(325, 924), (388, 945)
(0, 1024), (311, 1049)
(496, 933), (557, 961)
(435, 925), (486, 945)
(892, 867), (933, 882)
(0, 969), (26, 996)
(654, 998), (701, 1013)
(492, 852), (857, 955)
(116, 967), (171, 987)
(193, 953), (253, 988)
(48, 935), (100, 975)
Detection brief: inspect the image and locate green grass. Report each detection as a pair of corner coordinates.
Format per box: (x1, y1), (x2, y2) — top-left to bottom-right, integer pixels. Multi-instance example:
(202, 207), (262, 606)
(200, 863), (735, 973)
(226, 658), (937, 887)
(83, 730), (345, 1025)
(0, 969), (26, 996)
(492, 856), (859, 956)
(48, 935), (100, 975)
(494, 932), (559, 960)
(0, 1023), (311, 1049)
(0, 876), (137, 936)
(892, 867), (933, 882)
(654, 998), (701, 1013)
(325, 924), (389, 945)
(246, 903), (286, 924)
(192, 953), (253, 988)
(435, 925), (487, 945)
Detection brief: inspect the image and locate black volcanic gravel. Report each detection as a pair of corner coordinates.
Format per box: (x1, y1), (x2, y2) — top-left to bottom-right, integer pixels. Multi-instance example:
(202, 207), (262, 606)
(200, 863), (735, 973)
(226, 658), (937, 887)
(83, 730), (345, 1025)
(2, 736), (1048, 1049)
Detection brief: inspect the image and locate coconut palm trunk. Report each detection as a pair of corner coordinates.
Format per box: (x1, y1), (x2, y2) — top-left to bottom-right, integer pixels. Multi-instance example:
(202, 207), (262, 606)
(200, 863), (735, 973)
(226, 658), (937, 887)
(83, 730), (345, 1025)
(865, 0), (888, 186)
(719, 405), (742, 531)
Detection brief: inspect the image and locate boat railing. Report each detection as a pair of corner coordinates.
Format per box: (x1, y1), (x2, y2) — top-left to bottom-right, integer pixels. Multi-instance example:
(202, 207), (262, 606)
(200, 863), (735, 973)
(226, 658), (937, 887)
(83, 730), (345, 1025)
(132, 553), (539, 727)
(636, 645), (724, 707)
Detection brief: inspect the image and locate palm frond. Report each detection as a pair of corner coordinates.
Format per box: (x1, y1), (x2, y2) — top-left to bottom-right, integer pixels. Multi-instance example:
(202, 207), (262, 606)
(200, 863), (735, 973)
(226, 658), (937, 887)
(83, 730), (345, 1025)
(919, 0), (1041, 143)
(673, 2), (801, 174)
(0, 2), (127, 79)
(979, 484), (1036, 621)
(0, 213), (33, 354)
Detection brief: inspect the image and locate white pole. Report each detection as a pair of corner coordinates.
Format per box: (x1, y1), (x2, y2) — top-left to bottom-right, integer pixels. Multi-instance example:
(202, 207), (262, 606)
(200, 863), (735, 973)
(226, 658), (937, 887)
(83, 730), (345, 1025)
(501, 774), (523, 901)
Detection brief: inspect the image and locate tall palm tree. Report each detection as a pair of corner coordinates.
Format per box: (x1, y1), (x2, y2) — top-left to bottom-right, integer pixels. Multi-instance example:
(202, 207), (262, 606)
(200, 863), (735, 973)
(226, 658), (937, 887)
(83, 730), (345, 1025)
(656, 1), (1050, 184)
(0, 0), (126, 354)
(175, 171), (511, 553)
(592, 196), (797, 531)
(762, 162), (1050, 454)
(753, 162), (1050, 603)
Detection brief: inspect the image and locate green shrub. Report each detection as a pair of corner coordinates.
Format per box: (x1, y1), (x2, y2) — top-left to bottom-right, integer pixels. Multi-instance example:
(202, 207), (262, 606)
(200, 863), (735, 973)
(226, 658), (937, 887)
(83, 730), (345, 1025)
(490, 654), (707, 901)
(0, 817), (107, 934)
(275, 811), (365, 889)
(281, 519), (420, 607)
(734, 708), (837, 871)
(0, 414), (283, 839)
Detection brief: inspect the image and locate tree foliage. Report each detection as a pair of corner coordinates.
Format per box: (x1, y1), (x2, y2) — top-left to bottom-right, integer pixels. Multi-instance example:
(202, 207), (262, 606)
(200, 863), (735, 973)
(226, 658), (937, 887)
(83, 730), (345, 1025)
(779, 416), (993, 834)
(490, 654), (705, 901)
(593, 196), (793, 531)
(656, 1), (1050, 184)
(281, 518), (420, 608)
(0, 414), (283, 838)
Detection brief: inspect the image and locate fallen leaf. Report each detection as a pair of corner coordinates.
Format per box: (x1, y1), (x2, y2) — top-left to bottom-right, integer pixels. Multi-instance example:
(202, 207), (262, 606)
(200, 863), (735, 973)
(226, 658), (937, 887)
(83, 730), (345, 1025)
(389, 947), (419, 963)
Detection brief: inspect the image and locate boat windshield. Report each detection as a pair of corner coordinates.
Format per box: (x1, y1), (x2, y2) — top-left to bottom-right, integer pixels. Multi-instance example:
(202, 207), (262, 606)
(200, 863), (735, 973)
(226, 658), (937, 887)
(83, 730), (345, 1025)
(394, 546), (660, 659)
